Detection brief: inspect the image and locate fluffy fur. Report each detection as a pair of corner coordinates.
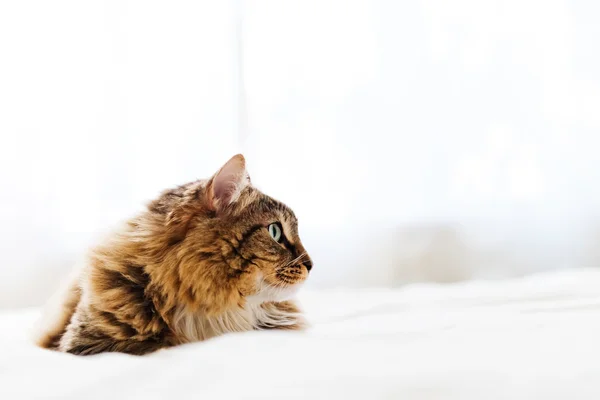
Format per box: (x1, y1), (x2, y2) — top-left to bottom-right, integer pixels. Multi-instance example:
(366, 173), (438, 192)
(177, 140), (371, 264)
(35, 154), (313, 355)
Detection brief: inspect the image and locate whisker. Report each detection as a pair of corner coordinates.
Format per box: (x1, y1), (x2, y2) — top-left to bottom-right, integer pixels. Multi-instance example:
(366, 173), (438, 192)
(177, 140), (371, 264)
(282, 252), (308, 269)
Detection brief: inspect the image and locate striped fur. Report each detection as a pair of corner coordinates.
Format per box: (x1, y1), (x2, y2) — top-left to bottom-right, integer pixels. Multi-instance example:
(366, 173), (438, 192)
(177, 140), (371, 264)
(35, 155), (312, 355)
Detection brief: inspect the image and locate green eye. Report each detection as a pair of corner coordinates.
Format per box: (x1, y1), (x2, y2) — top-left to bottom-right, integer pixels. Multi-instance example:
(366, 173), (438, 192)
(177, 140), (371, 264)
(268, 223), (282, 243)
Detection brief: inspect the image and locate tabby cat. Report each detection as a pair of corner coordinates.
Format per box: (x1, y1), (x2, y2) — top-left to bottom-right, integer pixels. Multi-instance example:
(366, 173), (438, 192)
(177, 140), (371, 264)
(35, 154), (313, 355)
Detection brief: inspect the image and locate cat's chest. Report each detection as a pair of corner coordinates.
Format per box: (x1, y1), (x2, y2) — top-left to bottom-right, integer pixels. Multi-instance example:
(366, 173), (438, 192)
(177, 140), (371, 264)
(171, 304), (261, 343)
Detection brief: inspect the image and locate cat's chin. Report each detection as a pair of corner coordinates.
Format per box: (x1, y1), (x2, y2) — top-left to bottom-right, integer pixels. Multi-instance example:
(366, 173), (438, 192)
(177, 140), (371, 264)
(246, 281), (302, 305)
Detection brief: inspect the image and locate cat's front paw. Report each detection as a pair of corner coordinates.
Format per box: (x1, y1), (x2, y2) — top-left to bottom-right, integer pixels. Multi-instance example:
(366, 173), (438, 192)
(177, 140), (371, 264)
(257, 300), (308, 330)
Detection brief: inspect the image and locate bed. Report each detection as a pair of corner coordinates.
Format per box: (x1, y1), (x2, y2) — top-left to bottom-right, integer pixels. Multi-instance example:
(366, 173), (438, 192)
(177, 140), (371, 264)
(2, 269), (600, 399)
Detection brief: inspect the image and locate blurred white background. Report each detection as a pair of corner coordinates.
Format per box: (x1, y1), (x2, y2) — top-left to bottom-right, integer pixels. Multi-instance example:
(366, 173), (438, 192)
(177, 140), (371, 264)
(1, 0), (599, 308)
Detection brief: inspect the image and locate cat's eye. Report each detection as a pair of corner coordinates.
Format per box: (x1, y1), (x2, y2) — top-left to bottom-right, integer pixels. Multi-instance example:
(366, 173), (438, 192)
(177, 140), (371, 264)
(268, 223), (283, 243)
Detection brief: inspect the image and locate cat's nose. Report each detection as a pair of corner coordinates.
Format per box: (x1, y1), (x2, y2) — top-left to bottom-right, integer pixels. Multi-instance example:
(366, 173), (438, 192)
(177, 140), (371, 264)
(304, 260), (313, 272)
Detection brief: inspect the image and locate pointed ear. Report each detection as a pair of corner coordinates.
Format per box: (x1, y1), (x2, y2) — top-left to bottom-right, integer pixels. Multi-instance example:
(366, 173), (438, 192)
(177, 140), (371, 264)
(207, 154), (251, 211)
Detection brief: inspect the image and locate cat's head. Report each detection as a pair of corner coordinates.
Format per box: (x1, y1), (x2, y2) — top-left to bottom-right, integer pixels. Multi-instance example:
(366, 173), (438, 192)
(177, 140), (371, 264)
(151, 154), (312, 313)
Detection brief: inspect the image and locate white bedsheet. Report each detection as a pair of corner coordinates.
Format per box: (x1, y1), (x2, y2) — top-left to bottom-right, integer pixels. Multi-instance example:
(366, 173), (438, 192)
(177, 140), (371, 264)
(2, 269), (600, 399)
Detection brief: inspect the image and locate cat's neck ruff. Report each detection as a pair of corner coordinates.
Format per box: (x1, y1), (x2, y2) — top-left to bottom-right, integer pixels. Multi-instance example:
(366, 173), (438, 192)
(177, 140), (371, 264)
(172, 281), (302, 343)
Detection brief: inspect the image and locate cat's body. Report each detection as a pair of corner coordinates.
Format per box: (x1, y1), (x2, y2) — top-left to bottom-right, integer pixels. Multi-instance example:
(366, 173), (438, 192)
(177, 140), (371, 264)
(36, 155), (312, 355)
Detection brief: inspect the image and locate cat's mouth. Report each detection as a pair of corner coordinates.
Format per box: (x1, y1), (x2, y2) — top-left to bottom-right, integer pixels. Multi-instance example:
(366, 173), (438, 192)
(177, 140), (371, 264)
(247, 279), (302, 304)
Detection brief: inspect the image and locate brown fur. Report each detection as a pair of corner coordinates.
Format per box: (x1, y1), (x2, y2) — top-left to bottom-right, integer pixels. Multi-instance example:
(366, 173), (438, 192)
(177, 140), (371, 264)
(35, 155), (312, 355)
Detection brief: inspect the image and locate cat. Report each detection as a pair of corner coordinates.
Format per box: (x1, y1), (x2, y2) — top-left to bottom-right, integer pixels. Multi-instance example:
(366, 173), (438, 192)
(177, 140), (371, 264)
(35, 154), (313, 355)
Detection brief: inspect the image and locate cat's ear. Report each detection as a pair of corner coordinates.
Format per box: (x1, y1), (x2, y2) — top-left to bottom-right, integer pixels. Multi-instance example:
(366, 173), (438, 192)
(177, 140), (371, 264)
(207, 154), (251, 211)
